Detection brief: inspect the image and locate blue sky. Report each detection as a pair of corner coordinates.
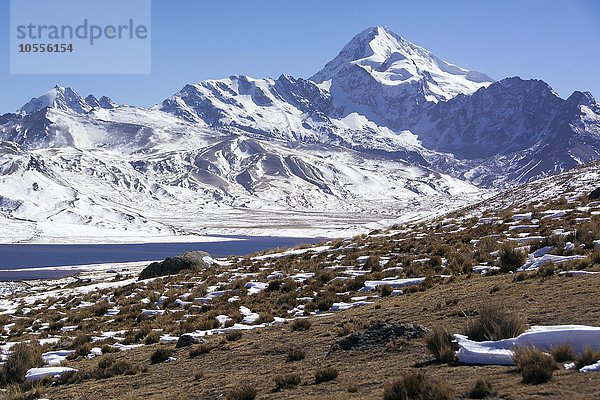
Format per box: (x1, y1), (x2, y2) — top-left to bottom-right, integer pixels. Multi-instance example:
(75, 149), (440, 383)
(1, 0), (599, 113)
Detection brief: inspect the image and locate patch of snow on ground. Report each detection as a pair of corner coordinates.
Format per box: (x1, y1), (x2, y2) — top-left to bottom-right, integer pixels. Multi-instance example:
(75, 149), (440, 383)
(519, 254), (588, 271)
(330, 301), (372, 311)
(512, 212), (532, 220)
(360, 277), (425, 291)
(240, 306), (260, 324)
(87, 347), (103, 358)
(455, 325), (600, 366)
(581, 361), (600, 372)
(26, 367), (78, 381)
(112, 343), (144, 351)
(289, 272), (315, 282)
(159, 334), (179, 343)
(141, 309), (166, 317)
(559, 270), (599, 276)
(42, 350), (75, 366)
(244, 281), (268, 295)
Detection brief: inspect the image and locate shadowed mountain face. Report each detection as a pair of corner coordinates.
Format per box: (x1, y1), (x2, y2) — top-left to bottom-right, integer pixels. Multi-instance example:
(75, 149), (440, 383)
(0, 26), (599, 241)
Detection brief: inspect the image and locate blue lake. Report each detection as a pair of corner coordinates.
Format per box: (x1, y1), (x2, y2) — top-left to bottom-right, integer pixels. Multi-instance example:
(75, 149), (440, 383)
(0, 236), (323, 280)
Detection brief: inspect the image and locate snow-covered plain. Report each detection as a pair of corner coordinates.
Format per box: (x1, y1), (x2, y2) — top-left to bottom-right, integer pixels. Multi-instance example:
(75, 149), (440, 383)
(0, 113), (486, 243)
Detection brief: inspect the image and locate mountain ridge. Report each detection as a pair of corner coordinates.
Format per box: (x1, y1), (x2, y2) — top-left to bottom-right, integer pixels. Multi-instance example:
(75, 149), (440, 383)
(1, 26), (599, 242)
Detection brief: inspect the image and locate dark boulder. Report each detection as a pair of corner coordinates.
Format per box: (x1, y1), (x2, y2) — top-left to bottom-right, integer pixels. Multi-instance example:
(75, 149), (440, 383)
(329, 321), (426, 353)
(139, 251), (212, 280)
(175, 334), (204, 348)
(589, 187), (600, 200)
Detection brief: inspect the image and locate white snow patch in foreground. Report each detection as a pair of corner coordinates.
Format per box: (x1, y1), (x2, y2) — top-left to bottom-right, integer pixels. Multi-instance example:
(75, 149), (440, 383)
(184, 323), (266, 338)
(532, 246), (553, 257)
(473, 265), (500, 274)
(289, 272), (315, 282)
(240, 306), (259, 324)
(112, 343), (144, 351)
(42, 350), (75, 366)
(39, 337), (61, 346)
(581, 361), (600, 372)
(141, 309), (166, 317)
(159, 334), (179, 343)
(26, 367), (78, 381)
(519, 254), (588, 271)
(267, 271), (285, 280)
(330, 301), (373, 311)
(244, 281), (268, 295)
(455, 325), (600, 366)
(360, 277), (425, 291)
(87, 347), (102, 358)
(512, 212), (533, 220)
(559, 270), (599, 276)
(60, 325), (78, 332)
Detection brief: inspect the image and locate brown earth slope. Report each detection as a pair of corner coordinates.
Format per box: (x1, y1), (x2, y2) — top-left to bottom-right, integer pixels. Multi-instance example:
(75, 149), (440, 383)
(43, 273), (600, 400)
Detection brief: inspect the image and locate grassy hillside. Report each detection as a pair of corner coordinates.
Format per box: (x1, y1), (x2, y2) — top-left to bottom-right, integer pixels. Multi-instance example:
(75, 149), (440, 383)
(1, 163), (600, 399)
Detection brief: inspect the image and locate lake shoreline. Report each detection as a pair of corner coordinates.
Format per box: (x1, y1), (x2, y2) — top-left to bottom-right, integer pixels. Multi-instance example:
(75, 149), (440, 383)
(0, 236), (325, 281)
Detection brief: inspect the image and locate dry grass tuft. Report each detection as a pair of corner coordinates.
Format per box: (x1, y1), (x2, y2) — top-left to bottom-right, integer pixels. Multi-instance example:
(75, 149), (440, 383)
(383, 371), (455, 400)
(0, 342), (43, 385)
(576, 346), (600, 369)
(498, 243), (527, 273)
(551, 344), (576, 363)
(93, 357), (142, 379)
(537, 261), (556, 277)
(468, 377), (495, 399)
(226, 385), (257, 400)
(225, 331), (243, 342)
(274, 373), (301, 391)
(189, 344), (212, 358)
(463, 304), (528, 341)
(513, 347), (557, 384)
(2, 384), (46, 400)
(150, 348), (173, 364)
(425, 326), (456, 363)
(291, 319), (311, 332)
(314, 367), (338, 384)
(286, 347), (306, 362)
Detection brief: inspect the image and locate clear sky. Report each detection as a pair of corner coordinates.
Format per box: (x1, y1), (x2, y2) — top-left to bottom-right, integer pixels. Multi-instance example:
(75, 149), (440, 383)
(1, 0), (599, 113)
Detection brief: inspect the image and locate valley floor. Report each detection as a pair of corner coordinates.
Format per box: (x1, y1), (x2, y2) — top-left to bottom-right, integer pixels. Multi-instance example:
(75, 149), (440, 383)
(0, 199), (477, 244)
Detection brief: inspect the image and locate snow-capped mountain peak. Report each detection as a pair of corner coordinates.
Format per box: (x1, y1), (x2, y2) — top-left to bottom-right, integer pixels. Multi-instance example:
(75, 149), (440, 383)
(311, 26), (493, 100)
(19, 86), (93, 115)
(19, 86), (118, 116)
(309, 26), (494, 130)
(85, 94), (118, 110)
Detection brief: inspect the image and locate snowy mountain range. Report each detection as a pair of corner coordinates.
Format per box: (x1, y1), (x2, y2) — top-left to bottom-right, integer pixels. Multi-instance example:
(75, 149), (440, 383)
(1, 26), (599, 243)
